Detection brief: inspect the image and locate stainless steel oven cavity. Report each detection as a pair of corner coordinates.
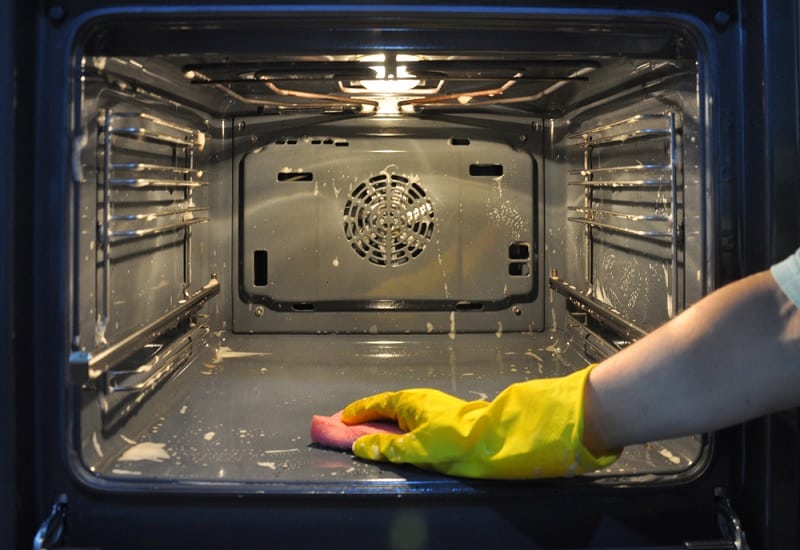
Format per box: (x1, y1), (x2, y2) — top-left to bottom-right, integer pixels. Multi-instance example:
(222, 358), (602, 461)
(66, 15), (706, 493)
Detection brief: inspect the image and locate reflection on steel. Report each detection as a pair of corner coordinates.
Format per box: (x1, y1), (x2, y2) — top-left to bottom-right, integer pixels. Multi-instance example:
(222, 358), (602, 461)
(550, 275), (648, 343)
(70, 277), (219, 383)
(399, 67), (595, 108)
(185, 69), (378, 109)
(567, 111), (682, 318)
(263, 80), (379, 108)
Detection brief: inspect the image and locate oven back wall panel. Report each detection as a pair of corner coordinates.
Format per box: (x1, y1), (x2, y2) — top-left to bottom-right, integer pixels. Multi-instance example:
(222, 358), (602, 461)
(233, 116), (546, 334)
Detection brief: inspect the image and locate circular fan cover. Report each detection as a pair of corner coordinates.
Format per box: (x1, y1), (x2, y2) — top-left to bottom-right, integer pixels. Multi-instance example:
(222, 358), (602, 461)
(343, 173), (435, 266)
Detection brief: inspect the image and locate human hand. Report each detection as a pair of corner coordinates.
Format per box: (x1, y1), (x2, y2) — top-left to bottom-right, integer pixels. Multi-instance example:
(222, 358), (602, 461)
(341, 365), (619, 479)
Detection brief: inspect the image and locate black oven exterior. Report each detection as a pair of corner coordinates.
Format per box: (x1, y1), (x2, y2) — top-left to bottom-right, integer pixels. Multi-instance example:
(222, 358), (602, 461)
(3, 1), (800, 549)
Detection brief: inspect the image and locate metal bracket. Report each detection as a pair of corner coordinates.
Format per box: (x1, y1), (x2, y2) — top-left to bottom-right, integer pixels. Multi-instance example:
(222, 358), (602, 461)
(683, 489), (748, 550)
(33, 494), (68, 550)
(715, 490), (748, 550)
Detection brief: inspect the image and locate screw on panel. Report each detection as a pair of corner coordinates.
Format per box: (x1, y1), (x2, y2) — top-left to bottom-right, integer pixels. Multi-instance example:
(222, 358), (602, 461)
(48, 5), (66, 22)
(254, 306), (265, 317)
(713, 11), (731, 31)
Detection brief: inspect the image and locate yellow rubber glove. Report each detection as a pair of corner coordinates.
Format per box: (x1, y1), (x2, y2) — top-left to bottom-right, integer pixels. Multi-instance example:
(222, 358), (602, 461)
(341, 365), (620, 479)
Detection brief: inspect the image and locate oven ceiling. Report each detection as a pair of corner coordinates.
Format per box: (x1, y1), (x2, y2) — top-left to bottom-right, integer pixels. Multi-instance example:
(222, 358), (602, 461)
(84, 14), (693, 116)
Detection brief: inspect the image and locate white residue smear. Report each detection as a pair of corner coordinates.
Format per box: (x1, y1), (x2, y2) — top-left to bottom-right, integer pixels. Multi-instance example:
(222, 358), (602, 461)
(657, 447), (681, 465)
(118, 442), (170, 463)
(92, 432), (104, 459)
(492, 175), (504, 198)
(468, 391), (489, 401)
(663, 264), (674, 318)
(262, 448), (299, 455)
(545, 341), (561, 354)
(524, 351), (543, 362)
(495, 321), (503, 339)
(257, 462), (277, 470)
(448, 312), (456, 340)
(204, 431), (216, 441)
(213, 346), (270, 363)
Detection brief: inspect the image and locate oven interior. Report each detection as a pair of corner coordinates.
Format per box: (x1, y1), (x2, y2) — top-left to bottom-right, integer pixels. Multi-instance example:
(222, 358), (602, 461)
(69, 13), (709, 491)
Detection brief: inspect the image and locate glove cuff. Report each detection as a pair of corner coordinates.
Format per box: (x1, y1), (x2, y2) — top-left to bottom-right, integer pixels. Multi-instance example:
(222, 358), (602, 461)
(489, 363), (620, 479)
(569, 364), (620, 475)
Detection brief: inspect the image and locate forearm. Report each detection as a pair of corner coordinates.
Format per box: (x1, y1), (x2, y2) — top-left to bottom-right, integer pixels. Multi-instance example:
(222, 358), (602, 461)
(582, 270), (800, 455)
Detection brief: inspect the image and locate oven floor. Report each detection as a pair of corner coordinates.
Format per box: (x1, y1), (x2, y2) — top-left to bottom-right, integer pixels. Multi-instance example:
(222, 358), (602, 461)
(90, 331), (702, 488)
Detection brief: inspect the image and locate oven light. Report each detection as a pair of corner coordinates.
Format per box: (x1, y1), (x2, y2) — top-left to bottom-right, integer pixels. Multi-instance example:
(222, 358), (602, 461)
(360, 65), (421, 94)
(357, 53), (421, 94)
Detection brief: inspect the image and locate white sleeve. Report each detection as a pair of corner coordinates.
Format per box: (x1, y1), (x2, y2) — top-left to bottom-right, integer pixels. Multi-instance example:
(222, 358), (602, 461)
(770, 247), (800, 309)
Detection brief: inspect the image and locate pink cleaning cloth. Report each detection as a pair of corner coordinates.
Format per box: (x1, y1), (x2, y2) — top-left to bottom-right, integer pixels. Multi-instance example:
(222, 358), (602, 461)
(310, 410), (405, 450)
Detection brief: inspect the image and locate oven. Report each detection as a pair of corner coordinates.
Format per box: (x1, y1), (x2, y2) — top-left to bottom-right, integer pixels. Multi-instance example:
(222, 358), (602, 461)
(3, 1), (800, 548)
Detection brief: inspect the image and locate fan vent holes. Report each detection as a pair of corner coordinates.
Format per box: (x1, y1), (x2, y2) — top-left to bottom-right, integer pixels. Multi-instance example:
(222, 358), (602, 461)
(343, 173), (435, 267)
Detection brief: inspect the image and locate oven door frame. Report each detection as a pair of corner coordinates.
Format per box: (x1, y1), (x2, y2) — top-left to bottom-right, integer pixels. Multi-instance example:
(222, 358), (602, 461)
(2, 0), (38, 548)
(14, 0), (800, 548)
